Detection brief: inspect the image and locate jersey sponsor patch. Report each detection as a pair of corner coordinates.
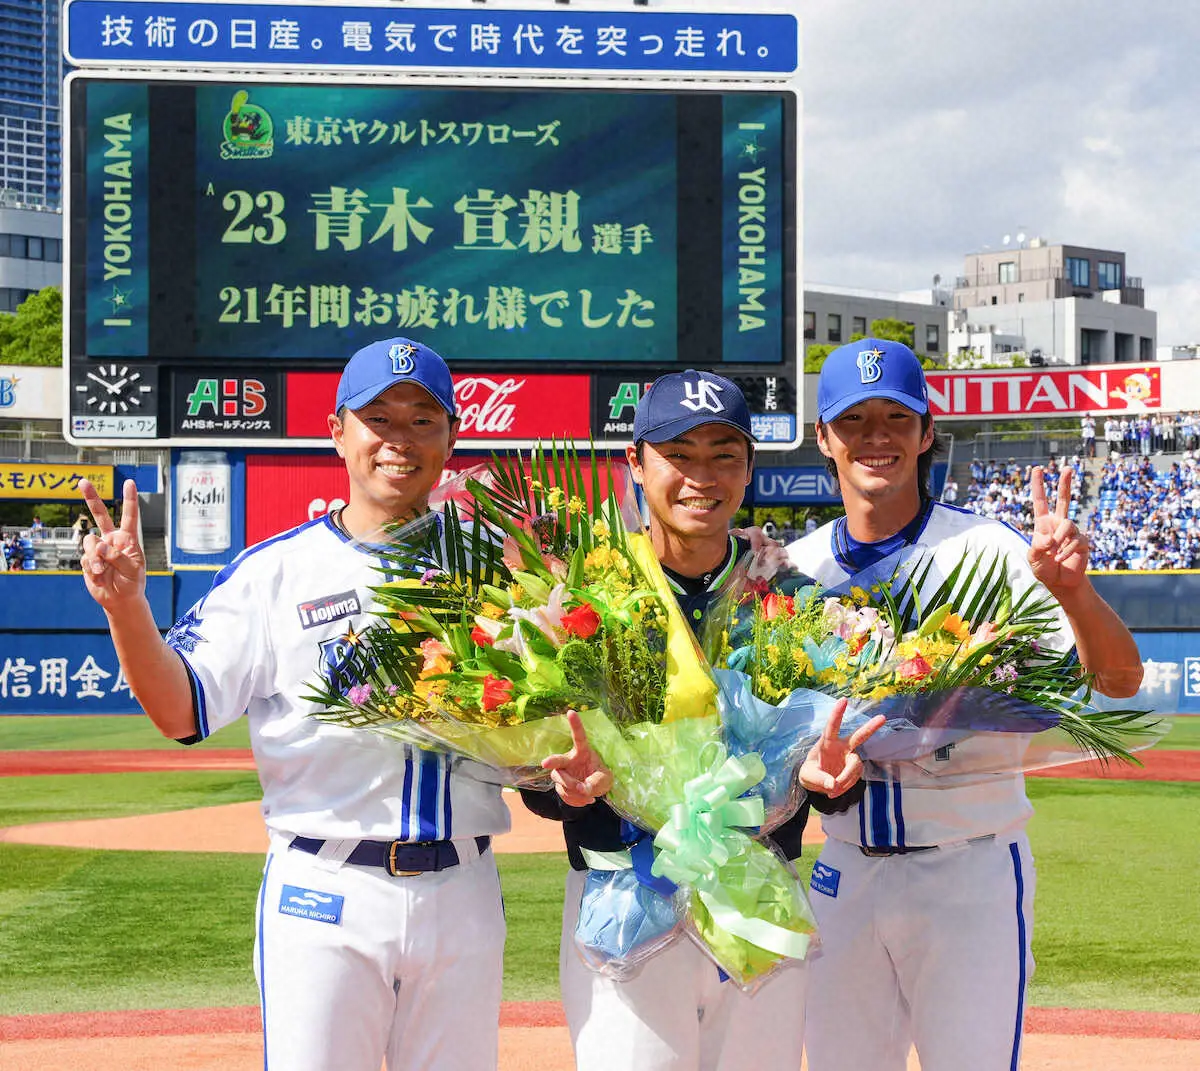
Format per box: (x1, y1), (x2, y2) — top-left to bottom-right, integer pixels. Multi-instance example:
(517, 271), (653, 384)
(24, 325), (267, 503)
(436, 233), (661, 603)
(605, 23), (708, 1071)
(278, 885), (344, 925)
(810, 861), (841, 898)
(297, 590), (361, 630)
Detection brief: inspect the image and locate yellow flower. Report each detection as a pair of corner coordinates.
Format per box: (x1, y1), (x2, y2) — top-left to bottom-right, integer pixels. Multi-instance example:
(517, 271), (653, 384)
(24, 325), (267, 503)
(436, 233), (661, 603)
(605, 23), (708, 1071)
(766, 644), (781, 663)
(413, 678), (447, 701)
(508, 583), (526, 603)
(479, 602), (505, 621)
(529, 479), (544, 492)
(867, 684), (894, 701)
(792, 649), (814, 676)
(585, 547), (613, 571)
(592, 520), (611, 543)
(850, 586), (869, 606)
(567, 496), (585, 515)
(546, 487), (566, 509)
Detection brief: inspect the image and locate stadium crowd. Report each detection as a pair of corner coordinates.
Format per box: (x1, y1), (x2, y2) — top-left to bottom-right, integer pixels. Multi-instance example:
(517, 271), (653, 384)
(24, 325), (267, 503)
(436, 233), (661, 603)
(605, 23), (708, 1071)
(957, 421), (1200, 570)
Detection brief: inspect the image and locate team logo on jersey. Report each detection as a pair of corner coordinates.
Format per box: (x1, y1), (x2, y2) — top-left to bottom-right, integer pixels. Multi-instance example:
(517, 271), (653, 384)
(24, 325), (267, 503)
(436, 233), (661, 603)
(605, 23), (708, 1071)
(297, 589), (361, 630)
(279, 885), (344, 925)
(389, 342), (417, 374)
(810, 861), (841, 898)
(165, 606), (206, 653)
(319, 626), (363, 695)
(678, 377), (726, 415)
(857, 347), (884, 385)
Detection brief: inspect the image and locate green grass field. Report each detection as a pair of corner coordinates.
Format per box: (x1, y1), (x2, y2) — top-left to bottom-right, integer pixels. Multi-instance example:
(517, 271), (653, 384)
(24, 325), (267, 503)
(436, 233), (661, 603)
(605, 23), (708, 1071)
(0, 717), (1196, 1017)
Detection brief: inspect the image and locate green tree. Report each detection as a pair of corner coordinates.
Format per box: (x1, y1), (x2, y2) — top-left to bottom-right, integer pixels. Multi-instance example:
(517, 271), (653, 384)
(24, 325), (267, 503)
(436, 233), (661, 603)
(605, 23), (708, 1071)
(868, 317), (915, 348)
(804, 343), (836, 373)
(0, 286), (63, 366)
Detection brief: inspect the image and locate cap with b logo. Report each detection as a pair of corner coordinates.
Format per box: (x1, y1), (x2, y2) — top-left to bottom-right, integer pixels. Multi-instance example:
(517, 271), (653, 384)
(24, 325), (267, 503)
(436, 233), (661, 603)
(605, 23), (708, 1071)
(816, 338), (930, 423)
(632, 369), (756, 444)
(335, 337), (457, 417)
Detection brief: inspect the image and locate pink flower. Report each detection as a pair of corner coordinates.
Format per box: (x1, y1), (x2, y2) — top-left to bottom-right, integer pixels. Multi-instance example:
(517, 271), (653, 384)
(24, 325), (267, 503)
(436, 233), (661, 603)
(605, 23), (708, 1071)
(419, 637), (454, 676)
(347, 684), (372, 705)
(897, 654), (934, 682)
(969, 621), (1000, 650)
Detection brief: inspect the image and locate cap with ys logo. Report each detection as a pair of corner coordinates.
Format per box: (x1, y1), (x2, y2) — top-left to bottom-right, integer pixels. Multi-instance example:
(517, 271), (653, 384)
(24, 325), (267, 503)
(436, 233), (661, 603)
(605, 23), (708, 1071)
(633, 369), (756, 445)
(816, 338), (929, 423)
(335, 337), (457, 417)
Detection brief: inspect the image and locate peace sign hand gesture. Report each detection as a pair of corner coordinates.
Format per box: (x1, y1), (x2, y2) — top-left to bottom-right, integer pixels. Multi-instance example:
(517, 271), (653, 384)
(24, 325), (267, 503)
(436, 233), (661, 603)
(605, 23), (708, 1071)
(798, 698), (886, 798)
(79, 479), (146, 609)
(1028, 466), (1090, 595)
(541, 710), (613, 808)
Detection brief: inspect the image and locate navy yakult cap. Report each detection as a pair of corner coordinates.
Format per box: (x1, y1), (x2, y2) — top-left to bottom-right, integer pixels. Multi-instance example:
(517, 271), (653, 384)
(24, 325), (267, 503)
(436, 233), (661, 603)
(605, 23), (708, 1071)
(336, 338), (457, 417)
(817, 338), (930, 423)
(633, 370), (756, 444)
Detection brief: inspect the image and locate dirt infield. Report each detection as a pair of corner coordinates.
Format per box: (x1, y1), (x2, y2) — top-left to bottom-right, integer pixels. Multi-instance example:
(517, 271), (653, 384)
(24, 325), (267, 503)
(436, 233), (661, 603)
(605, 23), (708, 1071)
(3, 1006), (1199, 1070)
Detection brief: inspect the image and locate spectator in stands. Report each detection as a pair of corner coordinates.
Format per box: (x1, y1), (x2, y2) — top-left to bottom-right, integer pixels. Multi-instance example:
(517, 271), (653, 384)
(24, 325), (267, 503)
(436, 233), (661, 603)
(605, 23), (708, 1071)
(5, 533), (24, 571)
(1104, 416), (1120, 457)
(72, 513), (92, 566)
(1080, 414), (1096, 459)
(942, 477), (959, 504)
(30, 516), (45, 539)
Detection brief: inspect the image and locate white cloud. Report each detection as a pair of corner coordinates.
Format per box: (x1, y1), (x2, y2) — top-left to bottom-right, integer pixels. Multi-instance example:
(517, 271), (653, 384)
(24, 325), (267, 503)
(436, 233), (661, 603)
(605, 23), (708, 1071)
(799, 0), (1200, 342)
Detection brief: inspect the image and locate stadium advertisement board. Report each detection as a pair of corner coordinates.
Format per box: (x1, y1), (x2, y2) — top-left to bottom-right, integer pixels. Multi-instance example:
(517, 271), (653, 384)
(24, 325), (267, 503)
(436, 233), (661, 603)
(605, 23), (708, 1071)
(924, 365), (1162, 420)
(63, 3), (802, 449)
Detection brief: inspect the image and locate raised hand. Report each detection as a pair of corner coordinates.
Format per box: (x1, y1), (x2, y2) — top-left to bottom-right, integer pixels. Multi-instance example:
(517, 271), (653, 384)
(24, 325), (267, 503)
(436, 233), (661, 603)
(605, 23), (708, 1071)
(541, 710), (613, 807)
(79, 478), (146, 608)
(798, 698), (886, 798)
(1029, 466), (1089, 594)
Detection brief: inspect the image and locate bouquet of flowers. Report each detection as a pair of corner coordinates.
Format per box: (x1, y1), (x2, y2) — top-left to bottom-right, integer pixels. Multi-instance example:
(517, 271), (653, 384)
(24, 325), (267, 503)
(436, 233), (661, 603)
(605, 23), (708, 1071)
(705, 546), (1164, 785)
(306, 447), (816, 987)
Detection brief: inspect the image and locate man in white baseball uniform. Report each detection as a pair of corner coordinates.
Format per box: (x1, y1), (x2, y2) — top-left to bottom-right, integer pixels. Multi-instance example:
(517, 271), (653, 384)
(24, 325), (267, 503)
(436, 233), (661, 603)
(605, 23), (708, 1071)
(77, 338), (509, 1071)
(790, 338), (1143, 1071)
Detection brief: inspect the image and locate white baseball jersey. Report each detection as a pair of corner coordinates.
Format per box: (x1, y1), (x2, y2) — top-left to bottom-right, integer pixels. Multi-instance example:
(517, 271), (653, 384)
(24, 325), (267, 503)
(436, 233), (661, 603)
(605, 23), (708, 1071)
(788, 501), (1075, 847)
(166, 513), (510, 843)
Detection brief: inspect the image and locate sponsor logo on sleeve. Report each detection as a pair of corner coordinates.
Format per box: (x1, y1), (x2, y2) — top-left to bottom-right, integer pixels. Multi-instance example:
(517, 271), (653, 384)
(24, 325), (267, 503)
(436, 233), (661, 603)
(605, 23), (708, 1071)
(297, 590), (361, 630)
(278, 885), (344, 925)
(810, 861), (841, 898)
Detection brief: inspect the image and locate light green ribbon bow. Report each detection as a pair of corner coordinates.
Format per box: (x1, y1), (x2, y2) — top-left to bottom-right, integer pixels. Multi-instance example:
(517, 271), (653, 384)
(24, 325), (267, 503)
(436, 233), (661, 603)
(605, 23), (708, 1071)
(652, 749), (767, 885)
(650, 748), (810, 961)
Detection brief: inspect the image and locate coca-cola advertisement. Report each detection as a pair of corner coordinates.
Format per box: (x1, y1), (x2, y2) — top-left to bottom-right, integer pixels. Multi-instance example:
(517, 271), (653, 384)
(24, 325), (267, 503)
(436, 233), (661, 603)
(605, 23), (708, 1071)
(285, 371), (592, 443)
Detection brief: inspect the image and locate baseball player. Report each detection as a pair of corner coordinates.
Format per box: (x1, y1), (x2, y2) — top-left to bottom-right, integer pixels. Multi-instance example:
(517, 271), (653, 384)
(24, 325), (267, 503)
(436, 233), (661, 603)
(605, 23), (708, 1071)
(78, 339), (510, 1071)
(527, 370), (883, 1071)
(789, 338), (1143, 1071)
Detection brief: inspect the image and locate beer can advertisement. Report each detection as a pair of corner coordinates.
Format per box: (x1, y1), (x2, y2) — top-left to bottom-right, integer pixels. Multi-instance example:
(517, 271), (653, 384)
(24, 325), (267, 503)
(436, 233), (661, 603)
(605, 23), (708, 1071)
(174, 451), (232, 553)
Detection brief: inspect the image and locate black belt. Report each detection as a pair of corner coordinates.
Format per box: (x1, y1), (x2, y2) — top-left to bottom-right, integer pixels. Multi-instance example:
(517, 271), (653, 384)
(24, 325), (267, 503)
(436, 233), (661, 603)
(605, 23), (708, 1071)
(290, 835), (490, 877)
(860, 844), (938, 857)
(860, 834), (995, 858)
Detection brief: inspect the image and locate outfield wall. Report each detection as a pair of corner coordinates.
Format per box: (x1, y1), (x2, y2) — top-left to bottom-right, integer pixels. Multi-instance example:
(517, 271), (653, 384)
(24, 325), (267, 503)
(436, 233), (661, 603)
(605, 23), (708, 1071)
(1, 569), (1198, 715)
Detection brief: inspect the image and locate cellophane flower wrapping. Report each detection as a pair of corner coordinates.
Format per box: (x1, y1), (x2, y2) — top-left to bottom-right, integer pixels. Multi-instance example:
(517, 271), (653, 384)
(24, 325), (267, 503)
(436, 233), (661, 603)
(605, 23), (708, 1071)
(305, 448), (817, 988)
(705, 543), (1165, 789)
(466, 450), (816, 988)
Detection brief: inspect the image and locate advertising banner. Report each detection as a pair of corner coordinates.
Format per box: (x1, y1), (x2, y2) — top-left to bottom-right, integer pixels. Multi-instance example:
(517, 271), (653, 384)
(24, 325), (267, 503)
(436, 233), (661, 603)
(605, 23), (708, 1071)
(0, 462), (114, 501)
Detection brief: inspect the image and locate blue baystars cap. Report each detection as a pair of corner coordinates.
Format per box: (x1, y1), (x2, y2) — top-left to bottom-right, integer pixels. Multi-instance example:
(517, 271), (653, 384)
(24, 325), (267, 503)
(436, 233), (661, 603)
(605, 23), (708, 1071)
(633, 369), (756, 444)
(335, 337), (457, 417)
(817, 338), (929, 423)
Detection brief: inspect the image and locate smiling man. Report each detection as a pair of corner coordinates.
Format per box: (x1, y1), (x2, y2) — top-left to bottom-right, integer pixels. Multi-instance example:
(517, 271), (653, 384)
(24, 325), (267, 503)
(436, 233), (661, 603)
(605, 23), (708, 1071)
(789, 338), (1143, 1071)
(76, 338), (509, 1071)
(525, 370), (882, 1071)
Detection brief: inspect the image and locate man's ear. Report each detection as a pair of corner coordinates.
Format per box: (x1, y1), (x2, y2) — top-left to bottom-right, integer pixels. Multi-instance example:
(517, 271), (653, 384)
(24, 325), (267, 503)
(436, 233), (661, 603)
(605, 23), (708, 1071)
(921, 417), (936, 454)
(625, 443), (645, 485)
(328, 411), (346, 457)
(815, 420), (833, 460)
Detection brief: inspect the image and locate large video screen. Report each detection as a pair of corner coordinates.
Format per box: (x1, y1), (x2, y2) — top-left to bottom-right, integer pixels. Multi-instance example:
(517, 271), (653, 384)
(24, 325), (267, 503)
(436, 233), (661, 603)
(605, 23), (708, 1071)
(72, 77), (795, 368)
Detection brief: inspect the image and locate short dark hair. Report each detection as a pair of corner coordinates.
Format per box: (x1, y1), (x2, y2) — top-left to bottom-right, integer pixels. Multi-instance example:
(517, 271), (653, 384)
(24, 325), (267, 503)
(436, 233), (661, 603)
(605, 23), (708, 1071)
(816, 412), (946, 500)
(634, 434), (755, 468)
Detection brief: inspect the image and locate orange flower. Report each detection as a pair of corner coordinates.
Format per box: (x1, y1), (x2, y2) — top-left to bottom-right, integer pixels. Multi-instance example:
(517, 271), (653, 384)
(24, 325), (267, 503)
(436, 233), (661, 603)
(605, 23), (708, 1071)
(481, 674), (514, 712)
(762, 593), (795, 620)
(561, 601), (602, 639)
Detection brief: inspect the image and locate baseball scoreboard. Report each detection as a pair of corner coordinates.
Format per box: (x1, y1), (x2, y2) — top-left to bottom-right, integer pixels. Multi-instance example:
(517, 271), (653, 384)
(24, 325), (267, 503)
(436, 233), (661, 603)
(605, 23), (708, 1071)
(64, 1), (802, 449)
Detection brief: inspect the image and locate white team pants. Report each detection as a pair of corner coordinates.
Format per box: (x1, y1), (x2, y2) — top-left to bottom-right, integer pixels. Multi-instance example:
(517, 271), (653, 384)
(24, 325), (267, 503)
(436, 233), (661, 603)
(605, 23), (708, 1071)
(559, 868), (808, 1071)
(804, 833), (1036, 1071)
(254, 835), (506, 1071)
